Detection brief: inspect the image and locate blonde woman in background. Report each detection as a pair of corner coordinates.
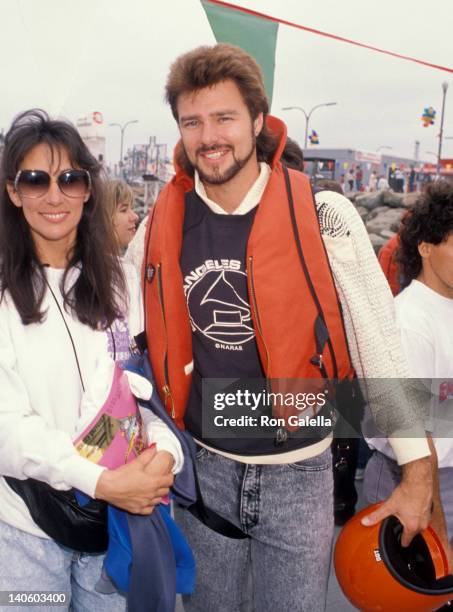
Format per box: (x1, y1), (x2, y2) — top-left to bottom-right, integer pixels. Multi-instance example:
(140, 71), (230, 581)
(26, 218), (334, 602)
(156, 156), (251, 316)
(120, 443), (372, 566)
(105, 179), (139, 251)
(104, 179), (142, 362)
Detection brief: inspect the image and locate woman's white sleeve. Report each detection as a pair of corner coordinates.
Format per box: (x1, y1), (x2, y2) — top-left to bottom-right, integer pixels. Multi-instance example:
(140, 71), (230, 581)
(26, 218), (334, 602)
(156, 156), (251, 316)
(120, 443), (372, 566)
(0, 318), (105, 498)
(139, 407), (184, 474)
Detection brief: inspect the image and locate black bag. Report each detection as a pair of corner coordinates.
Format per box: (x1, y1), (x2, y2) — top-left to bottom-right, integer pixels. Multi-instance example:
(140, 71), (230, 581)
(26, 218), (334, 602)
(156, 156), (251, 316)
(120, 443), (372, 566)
(5, 476), (108, 553)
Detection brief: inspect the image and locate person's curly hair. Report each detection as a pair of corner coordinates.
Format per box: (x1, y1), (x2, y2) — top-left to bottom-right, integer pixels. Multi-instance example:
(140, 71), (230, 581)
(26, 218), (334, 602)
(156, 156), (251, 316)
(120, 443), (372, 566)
(397, 181), (453, 283)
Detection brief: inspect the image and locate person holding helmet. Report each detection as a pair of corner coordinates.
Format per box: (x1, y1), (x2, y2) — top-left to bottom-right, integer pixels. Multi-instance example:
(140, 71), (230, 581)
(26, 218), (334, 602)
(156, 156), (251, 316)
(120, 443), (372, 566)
(364, 181), (453, 560)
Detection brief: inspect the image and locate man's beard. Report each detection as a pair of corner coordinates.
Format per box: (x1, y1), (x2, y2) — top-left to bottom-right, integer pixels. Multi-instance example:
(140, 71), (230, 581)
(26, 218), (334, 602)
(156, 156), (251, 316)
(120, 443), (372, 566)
(182, 131), (257, 185)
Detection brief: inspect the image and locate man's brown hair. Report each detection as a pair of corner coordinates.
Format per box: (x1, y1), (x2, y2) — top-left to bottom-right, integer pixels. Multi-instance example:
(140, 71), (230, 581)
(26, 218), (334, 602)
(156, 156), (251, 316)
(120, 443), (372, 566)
(165, 43), (277, 167)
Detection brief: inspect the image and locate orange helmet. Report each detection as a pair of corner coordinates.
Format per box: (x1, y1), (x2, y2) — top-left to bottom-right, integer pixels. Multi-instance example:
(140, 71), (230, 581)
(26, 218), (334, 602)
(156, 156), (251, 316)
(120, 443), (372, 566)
(334, 504), (453, 611)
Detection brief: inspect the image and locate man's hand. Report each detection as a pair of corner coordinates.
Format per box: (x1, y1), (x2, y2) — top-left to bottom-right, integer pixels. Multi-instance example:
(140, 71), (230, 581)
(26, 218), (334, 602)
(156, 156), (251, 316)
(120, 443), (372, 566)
(361, 455), (433, 546)
(94, 447), (174, 515)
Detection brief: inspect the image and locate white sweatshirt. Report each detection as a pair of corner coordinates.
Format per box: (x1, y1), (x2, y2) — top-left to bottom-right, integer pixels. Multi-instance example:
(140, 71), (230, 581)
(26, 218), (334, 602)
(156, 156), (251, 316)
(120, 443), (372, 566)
(0, 266), (182, 538)
(368, 280), (453, 468)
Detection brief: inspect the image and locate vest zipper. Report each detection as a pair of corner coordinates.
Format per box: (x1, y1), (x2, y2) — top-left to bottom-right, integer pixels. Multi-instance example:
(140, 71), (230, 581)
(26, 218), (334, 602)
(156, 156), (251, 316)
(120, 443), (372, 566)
(156, 263), (175, 419)
(247, 256), (270, 376)
(249, 257), (289, 446)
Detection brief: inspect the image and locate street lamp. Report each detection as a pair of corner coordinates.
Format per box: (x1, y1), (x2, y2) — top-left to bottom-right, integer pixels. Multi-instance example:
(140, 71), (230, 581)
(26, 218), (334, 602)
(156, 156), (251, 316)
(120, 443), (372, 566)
(437, 81), (449, 173)
(109, 120), (138, 176)
(281, 102), (338, 148)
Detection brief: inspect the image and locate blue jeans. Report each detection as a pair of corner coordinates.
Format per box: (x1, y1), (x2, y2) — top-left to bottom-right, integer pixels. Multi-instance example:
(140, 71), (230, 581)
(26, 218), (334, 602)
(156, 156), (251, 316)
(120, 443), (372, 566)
(0, 520), (126, 612)
(364, 450), (453, 545)
(175, 446), (334, 612)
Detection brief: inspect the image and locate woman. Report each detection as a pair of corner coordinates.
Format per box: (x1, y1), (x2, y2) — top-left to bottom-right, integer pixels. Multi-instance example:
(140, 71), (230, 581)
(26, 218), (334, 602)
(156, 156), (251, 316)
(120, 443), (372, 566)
(0, 110), (181, 609)
(105, 179), (139, 251)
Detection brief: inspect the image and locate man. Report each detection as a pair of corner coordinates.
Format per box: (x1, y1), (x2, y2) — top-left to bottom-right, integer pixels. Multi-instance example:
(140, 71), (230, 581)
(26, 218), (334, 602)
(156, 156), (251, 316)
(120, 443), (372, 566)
(355, 165), (363, 191)
(368, 169), (377, 192)
(346, 167), (354, 192)
(377, 173), (390, 190)
(394, 168), (405, 193)
(409, 165), (416, 192)
(365, 181), (453, 557)
(143, 44), (433, 611)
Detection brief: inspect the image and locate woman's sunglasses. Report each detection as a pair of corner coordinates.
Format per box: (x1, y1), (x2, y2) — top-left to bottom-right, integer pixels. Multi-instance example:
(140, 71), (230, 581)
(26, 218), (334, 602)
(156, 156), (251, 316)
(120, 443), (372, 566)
(13, 169), (92, 199)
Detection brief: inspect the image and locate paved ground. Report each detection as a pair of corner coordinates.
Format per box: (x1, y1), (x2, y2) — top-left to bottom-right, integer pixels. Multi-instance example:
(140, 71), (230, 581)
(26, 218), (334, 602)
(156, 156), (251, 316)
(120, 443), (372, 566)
(325, 526), (356, 611)
(175, 481), (365, 611)
(326, 480), (365, 611)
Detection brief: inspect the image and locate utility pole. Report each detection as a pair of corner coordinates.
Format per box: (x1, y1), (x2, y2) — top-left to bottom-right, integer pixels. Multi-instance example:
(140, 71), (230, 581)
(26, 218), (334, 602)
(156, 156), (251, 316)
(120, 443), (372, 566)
(437, 82), (449, 175)
(282, 102), (338, 148)
(109, 120), (138, 178)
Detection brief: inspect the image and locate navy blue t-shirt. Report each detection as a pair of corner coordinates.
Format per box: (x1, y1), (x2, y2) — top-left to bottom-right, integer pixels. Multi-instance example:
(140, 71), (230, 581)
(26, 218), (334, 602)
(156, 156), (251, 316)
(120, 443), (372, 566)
(180, 190), (327, 455)
(181, 191), (264, 452)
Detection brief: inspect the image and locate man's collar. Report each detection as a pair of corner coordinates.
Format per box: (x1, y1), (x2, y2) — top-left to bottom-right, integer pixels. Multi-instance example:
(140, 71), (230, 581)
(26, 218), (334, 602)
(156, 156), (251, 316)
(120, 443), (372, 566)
(194, 162), (271, 215)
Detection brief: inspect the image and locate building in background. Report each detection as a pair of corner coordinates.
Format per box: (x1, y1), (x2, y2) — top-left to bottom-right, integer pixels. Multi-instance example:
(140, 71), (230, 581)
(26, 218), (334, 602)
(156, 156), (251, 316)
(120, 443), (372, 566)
(302, 147), (438, 190)
(123, 141), (172, 182)
(118, 140), (174, 217)
(76, 111), (106, 164)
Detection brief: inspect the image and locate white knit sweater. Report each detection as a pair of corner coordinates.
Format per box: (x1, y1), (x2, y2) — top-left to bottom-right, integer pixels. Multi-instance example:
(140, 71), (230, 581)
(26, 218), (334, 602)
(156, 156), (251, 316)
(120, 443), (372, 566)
(314, 190), (429, 465)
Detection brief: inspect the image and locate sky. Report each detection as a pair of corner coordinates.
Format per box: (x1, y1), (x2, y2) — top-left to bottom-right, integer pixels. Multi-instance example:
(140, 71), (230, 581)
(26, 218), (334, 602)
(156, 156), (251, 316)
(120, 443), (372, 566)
(1, 0), (452, 165)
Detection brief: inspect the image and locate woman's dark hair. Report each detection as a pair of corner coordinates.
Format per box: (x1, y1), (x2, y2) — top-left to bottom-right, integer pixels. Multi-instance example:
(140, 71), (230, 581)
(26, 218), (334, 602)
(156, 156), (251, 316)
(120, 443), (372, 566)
(0, 109), (125, 328)
(397, 181), (453, 283)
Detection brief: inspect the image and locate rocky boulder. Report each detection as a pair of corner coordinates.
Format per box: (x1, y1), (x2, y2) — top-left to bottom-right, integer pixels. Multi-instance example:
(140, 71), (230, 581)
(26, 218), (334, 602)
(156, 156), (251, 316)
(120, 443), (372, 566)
(402, 192), (419, 207)
(348, 189), (420, 254)
(355, 205), (369, 220)
(354, 192), (382, 211)
(379, 191), (404, 208)
(365, 207), (405, 235)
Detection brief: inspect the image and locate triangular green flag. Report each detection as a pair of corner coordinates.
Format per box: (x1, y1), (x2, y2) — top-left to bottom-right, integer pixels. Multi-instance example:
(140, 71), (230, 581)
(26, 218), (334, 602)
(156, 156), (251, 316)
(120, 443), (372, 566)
(201, 0), (278, 106)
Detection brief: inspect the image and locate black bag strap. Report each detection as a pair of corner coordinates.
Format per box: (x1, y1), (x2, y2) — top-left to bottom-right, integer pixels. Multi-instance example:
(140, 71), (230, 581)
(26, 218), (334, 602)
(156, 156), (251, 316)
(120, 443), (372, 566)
(44, 273), (85, 391)
(188, 459), (250, 539)
(310, 315), (329, 379)
(282, 164), (336, 379)
(130, 337), (249, 539)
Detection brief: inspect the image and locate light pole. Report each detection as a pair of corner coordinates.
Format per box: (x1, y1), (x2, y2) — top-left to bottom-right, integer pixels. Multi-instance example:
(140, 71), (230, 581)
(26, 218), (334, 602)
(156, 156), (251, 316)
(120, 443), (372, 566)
(282, 102), (337, 148)
(109, 120), (138, 176)
(437, 82), (449, 174)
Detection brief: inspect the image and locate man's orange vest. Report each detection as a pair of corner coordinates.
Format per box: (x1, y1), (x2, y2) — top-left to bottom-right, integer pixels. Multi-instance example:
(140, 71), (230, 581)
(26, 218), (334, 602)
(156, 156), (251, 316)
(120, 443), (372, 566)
(143, 116), (353, 428)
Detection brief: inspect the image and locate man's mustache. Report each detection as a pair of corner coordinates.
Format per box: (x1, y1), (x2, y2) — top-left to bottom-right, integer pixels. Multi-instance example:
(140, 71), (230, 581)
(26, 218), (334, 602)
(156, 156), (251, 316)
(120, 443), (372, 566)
(196, 144), (233, 155)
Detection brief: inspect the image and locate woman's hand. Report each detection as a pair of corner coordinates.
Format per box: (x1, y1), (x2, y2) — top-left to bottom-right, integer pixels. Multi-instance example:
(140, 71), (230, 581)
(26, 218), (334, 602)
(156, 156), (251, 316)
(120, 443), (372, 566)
(94, 447), (174, 514)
